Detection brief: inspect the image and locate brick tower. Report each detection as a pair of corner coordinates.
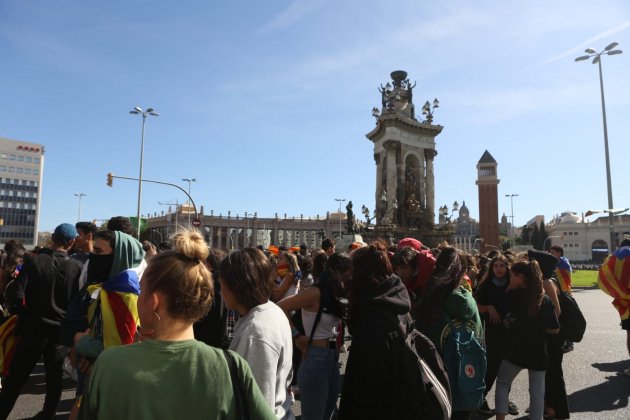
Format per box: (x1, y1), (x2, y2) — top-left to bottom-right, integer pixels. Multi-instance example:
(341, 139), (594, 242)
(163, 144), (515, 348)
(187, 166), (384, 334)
(476, 150), (500, 251)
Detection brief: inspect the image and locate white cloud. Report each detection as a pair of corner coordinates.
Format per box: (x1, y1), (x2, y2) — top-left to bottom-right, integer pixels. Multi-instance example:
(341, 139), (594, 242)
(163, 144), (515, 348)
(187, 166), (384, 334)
(258, 0), (329, 35)
(540, 20), (630, 66)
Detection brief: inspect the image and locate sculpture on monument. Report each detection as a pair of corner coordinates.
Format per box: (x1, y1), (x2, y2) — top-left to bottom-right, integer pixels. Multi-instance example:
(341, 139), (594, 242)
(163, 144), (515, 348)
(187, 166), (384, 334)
(345, 201), (356, 233)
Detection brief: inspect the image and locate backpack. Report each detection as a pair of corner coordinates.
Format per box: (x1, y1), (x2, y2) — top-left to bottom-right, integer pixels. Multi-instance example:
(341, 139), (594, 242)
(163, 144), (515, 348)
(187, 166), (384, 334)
(383, 314), (452, 420)
(557, 291), (586, 342)
(441, 320), (487, 412)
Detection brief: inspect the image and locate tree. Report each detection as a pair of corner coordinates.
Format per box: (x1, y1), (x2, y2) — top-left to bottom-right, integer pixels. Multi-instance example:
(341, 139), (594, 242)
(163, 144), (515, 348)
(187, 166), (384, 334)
(539, 221), (548, 250)
(531, 224), (540, 250)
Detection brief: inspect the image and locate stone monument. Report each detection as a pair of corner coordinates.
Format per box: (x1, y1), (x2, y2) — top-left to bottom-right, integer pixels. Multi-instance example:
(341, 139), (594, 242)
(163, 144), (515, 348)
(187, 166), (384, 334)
(366, 70), (443, 230)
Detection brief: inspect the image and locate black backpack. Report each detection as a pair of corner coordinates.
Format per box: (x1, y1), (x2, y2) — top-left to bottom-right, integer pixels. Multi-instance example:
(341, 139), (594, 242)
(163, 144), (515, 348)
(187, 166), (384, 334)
(383, 313), (452, 420)
(557, 291), (586, 342)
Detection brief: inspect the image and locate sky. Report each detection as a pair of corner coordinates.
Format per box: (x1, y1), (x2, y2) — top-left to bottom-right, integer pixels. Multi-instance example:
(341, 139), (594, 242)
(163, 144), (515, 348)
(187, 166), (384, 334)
(1, 0), (630, 232)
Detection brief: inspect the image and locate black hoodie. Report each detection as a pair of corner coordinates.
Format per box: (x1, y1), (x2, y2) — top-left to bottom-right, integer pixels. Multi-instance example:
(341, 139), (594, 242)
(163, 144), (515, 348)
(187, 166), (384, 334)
(339, 274), (412, 420)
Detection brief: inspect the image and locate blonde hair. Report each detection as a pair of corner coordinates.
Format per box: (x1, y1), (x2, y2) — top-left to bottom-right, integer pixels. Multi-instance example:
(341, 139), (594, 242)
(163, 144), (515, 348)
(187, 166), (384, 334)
(143, 229), (213, 322)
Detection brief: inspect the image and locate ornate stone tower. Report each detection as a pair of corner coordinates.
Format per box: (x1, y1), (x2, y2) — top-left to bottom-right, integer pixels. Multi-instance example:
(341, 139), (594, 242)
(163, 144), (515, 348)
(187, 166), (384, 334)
(366, 70), (443, 228)
(476, 150), (500, 250)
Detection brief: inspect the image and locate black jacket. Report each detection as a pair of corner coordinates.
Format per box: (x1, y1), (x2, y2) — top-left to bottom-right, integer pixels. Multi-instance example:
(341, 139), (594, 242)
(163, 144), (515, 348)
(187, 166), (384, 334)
(339, 274), (412, 420)
(20, 248), (83, 328)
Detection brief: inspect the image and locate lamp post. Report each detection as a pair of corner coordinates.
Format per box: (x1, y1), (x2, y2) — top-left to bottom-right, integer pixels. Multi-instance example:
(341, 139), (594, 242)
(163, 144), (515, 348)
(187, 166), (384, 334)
(129, 106), (159, 239)
(244, 211), (255, 247)
(576, 42), (622, 251)
(74, 193), (86, 222)
(182, 178), (197, 228)
(334, 198), (346, 238)
(505, 194), (519, 249)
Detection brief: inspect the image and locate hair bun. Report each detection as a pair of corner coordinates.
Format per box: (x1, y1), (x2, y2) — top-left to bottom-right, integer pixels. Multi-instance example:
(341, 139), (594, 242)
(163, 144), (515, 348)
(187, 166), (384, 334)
(170, 229), (209, 262)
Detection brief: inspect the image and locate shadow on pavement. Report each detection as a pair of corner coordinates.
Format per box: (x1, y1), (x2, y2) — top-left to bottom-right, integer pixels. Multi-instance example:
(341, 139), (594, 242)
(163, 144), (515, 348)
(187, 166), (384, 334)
(567, 361), (629, 413)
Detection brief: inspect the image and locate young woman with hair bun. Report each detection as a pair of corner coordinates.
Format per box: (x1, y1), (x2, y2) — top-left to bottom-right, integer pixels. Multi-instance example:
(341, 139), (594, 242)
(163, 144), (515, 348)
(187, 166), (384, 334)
(76, 230), (275, 420)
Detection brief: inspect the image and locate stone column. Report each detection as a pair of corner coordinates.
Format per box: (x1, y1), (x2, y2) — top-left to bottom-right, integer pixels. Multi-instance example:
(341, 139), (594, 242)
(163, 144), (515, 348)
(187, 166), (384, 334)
(384, 141), (398, 221)
(208, 226), (214, 247)
(374, 152), (382, 216)
(418, 149), (426, 207)
(425, 149), (437, 225)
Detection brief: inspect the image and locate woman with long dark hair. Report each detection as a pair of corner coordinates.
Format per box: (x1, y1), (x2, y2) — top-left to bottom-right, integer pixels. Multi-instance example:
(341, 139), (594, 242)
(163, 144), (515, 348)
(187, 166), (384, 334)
(338, 240), (413, 419)
(277, 252), (350, 420)
(494, 261), (560, 420)
(474, 253), (517, 415)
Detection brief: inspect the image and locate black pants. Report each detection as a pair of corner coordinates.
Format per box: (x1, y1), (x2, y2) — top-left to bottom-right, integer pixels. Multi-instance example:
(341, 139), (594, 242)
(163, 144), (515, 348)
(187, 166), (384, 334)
(484, 333), (506, 398)
(545, 335), (570, 418)
(0, 323), (67, 420)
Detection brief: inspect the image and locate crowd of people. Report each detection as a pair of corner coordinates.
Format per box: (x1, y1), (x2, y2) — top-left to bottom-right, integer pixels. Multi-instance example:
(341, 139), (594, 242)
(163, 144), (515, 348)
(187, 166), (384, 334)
(0, 216), (626, 419)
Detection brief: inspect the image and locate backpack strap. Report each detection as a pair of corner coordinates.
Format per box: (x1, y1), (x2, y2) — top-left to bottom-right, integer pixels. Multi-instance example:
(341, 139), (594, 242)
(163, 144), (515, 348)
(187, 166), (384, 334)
(308, 289), (326, 345)
(223, 349), (251, 420)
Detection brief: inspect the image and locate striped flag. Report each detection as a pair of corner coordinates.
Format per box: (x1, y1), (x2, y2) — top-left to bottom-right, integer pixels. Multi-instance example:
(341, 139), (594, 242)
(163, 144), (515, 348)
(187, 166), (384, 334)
(555, 257), (573, 293)
(87, 268), (141, 349)
(0, 316), (19, 375)
(598, 246), (630, 321)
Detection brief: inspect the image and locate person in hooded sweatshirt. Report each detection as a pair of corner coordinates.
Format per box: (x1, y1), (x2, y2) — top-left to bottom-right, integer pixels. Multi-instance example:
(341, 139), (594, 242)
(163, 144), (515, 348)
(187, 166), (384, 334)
(72, 230), (146, 369)
(338, 239), (412, 420)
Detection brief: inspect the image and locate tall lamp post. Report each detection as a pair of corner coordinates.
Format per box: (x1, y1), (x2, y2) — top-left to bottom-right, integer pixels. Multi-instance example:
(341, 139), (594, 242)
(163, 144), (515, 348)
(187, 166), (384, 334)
(505, 193), (519, 249)
(334, 198), (346, 238)
(576, 42), (623, 251)
(74, 193), (86, 222)
(129, 106), (159, 239)
(182, 178), (197, 228)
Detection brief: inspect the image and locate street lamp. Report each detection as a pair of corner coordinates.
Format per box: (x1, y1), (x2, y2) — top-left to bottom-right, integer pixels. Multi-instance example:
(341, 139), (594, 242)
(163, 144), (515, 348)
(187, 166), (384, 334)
(244, 211), (255, 247)
(74, 193), (86, 222)
(505, 194), (519, 249)
(576, 42), (622, 251)
(130, 106), (159, 239)
(182, 178), (197, 228)
(334, 198), (346, 237)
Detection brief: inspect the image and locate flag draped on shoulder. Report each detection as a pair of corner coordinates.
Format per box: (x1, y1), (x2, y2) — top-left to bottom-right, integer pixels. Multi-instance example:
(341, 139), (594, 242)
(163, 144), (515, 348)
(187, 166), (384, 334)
(0, 315), (19, 375)
(598, 246), (630, 321)
(555, 257), (572, 293)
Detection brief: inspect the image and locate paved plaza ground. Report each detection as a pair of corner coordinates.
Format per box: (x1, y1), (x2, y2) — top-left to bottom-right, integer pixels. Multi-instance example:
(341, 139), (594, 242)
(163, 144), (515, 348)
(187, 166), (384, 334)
(7, 288), (630, 419)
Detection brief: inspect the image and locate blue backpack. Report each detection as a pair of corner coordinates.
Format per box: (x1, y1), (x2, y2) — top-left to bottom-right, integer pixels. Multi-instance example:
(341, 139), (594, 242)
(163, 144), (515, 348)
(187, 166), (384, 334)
(441, 320), (487, 411)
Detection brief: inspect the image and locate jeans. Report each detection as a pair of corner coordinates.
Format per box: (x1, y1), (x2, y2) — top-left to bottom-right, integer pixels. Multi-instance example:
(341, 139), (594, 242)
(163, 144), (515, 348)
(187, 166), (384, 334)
(495, 359), (545, 420)
(297, 345), (339, 420)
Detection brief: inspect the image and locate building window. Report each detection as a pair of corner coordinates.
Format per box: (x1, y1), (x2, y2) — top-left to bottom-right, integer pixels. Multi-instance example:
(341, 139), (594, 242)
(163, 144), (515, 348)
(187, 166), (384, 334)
(16, 168), (23, 174)
(0, 166), (5, 172)
(8, 167), (14, 173)
(25, 157), (32, 163)
(24, 168), (31, 174)
(8, 155), (15, 161)
(33, 169), (39, 175)
(34, 158), (40, 164)
(17, 156), (23, 162)
(0, 154), (6, 159)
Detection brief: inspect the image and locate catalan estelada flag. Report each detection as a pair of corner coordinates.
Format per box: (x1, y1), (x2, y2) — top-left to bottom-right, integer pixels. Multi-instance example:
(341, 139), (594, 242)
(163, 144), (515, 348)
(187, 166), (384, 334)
(87, 268), (141, 349)
(555, 257), (572, 293)
(598, 246), (630, 321)
(0, 316), (19, 375)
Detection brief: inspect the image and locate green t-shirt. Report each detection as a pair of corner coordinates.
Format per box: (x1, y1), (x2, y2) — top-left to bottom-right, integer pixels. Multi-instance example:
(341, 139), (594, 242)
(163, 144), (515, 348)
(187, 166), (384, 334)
(78, 339), (276, 420)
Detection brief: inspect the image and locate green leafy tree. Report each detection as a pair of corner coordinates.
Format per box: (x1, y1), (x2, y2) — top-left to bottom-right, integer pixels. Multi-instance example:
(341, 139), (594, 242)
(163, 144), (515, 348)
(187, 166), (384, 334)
(531, 224), (540, 250)
(539, 221), (548, 250)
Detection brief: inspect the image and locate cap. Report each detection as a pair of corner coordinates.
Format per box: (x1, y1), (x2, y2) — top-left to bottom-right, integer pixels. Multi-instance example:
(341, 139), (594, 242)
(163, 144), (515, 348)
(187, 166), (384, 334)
(53, 223), (78, 241)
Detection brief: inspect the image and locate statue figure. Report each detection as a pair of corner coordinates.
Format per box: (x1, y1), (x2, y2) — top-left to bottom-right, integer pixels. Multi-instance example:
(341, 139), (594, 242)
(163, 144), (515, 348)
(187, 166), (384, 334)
(346, 201), (355, 233)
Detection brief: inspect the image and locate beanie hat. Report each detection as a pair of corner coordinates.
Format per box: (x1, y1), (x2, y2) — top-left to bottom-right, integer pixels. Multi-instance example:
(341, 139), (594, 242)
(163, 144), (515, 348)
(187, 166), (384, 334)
(527, 250), (557, 279)
(53, 223), (78, 242)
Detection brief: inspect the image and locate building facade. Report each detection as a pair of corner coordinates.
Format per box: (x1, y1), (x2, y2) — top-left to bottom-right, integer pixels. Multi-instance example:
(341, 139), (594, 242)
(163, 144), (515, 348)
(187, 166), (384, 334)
(547, 211), (630, 262)
(0, 137), (44, 247)
(476, 150), (500, 251)
(145, 207), (343, 250)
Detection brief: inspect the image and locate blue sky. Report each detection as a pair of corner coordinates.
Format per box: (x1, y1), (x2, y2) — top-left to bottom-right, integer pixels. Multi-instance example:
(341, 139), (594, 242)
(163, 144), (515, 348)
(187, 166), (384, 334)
(1, 0), (630, 232)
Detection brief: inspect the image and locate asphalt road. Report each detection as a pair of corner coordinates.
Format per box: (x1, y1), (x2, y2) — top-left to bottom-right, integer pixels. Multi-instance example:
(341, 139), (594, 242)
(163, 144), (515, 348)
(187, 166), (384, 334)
(7, 288), (630, 419)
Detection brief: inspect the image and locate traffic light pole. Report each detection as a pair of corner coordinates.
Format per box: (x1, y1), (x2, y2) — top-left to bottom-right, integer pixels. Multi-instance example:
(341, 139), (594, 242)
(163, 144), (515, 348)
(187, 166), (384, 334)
(106, 174), (199, 221)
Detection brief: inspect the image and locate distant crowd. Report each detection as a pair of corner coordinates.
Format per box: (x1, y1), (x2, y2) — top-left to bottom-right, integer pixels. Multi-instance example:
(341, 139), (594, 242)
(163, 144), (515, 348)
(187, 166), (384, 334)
(0, 216), (627, 420)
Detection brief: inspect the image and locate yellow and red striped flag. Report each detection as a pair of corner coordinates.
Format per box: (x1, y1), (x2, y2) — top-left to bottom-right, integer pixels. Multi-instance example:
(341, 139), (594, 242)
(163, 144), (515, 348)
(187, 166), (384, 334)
(598, 247), (630, 321)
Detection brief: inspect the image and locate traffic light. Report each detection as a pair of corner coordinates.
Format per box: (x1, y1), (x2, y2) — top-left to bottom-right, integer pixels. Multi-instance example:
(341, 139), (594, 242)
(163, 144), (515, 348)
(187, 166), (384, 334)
(107, 173), (113, 187)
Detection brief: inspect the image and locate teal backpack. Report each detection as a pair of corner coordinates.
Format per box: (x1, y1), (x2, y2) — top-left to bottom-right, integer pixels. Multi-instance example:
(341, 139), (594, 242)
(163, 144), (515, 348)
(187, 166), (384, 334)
(441, 320), (487, 412)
